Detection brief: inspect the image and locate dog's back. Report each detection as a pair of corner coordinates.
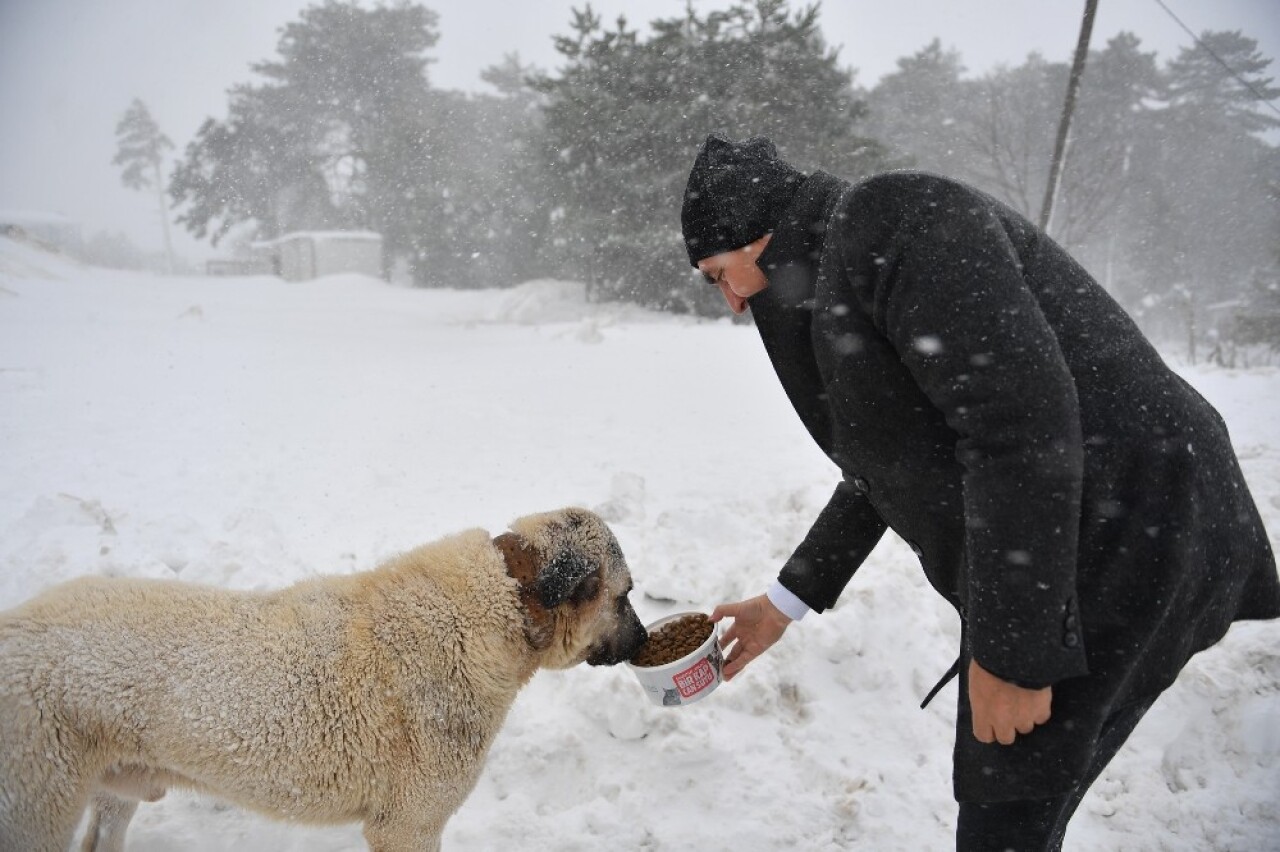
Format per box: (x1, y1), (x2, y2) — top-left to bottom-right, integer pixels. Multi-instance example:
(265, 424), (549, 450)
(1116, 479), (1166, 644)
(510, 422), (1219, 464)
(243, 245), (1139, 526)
(3, 575), (373, 774)
(1, 574), (371, 849)
(0, 531), (526, 850)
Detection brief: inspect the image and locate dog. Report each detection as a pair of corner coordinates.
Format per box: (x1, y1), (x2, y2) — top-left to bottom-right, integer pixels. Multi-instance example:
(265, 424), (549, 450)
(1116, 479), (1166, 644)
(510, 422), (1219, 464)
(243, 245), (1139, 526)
(0, 507), (647, 852)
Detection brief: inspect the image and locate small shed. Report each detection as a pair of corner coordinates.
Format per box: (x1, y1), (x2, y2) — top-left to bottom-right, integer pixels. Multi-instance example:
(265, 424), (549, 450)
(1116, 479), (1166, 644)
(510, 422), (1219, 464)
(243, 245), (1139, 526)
(256, 231), (383, 282)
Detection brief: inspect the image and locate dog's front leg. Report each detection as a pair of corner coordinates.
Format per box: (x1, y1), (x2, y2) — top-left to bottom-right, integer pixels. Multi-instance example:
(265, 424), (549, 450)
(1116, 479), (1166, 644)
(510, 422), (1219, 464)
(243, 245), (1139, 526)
(362, 812), (444, 852)
(79, 794), (140, 852)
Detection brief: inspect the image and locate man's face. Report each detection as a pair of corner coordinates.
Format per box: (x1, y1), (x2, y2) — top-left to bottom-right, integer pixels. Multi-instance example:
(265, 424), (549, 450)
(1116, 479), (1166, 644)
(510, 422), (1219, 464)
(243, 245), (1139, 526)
(696, 234), (771, 315)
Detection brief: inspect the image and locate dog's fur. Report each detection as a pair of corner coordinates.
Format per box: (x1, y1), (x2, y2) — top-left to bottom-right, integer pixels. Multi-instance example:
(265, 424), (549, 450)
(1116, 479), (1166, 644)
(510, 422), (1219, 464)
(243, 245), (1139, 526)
(0, 507), (646, 852)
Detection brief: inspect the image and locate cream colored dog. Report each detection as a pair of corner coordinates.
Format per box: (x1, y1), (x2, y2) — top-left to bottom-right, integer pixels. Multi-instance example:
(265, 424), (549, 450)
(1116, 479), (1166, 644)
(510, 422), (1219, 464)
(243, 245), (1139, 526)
(0, 507), (647, 852)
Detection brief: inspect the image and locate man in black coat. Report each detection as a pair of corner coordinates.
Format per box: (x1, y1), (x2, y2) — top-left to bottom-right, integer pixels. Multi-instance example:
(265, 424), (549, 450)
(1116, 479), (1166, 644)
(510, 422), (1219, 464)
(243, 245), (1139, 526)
(682, 133), (1280, 850)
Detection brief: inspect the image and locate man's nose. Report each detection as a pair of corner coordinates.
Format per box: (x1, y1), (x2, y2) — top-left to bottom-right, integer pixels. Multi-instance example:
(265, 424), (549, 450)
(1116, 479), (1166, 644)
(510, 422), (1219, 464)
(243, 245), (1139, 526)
(721, 287), (747, 314)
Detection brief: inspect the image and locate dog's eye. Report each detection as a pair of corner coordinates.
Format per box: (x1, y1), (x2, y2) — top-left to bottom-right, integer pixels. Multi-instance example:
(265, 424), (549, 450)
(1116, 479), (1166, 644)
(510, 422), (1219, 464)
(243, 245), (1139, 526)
(569, 575), (601, 606)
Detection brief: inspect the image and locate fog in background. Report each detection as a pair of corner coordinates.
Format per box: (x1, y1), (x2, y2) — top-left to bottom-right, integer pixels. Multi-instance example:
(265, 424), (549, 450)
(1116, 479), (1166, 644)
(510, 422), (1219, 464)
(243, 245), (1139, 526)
(2, 0), (1275, 261)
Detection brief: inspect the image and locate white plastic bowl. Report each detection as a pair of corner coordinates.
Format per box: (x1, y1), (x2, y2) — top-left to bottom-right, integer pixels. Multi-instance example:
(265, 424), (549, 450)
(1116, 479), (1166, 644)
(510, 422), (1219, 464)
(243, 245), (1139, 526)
(626, 611), (724, 707)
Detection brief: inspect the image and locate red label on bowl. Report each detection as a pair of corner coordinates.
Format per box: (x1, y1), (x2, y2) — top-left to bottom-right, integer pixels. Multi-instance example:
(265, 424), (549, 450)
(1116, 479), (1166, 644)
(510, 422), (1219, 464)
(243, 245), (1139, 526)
(673, 657), (716, 698)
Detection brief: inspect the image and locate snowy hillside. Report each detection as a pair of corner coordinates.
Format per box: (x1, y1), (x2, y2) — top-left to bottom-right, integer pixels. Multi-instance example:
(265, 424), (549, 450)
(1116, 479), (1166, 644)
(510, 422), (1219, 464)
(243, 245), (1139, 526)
(1, 237), (1276, 850)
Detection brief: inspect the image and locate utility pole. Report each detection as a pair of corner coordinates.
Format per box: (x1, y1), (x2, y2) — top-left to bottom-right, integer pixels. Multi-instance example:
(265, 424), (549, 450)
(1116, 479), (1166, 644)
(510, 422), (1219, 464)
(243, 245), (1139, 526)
(1039, 0), (1099, 233)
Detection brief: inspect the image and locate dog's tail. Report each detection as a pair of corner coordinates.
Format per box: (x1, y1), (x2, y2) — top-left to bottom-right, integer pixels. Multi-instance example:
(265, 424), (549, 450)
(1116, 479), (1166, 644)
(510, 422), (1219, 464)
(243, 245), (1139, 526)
(79, 794), (139, 852)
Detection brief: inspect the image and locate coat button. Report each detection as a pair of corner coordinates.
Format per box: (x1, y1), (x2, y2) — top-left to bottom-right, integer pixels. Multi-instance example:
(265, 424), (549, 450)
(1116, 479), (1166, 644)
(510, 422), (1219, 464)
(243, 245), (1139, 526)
(1063, 632), (1080, 648)
(1064, 615), (1078, 631)
(852, 476), (869, 494)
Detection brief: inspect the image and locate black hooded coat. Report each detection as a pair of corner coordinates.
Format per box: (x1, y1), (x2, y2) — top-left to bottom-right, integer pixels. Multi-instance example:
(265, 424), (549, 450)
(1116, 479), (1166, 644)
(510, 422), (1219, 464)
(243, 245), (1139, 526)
(741, 168), (1280, 802)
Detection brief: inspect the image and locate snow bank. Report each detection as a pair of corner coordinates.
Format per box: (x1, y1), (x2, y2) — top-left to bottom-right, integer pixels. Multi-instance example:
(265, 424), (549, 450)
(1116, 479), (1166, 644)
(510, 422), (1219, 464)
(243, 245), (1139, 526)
(1, 238), (1276, 850)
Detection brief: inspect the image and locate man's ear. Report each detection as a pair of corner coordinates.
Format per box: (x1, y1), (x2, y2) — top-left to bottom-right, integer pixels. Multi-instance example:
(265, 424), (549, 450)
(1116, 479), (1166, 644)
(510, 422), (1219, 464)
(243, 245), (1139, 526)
(535, 549), (597, 609)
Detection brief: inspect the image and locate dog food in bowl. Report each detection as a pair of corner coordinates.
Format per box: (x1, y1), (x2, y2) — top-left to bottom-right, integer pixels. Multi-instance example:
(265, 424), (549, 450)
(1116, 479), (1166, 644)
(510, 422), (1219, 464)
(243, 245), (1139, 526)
(630, 613), (713, 667)
(627, 612), (723, 706)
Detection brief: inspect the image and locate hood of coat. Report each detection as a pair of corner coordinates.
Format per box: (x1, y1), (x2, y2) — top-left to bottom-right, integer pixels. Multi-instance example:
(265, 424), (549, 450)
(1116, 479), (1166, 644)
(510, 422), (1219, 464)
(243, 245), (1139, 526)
(750, 170), (848, 312)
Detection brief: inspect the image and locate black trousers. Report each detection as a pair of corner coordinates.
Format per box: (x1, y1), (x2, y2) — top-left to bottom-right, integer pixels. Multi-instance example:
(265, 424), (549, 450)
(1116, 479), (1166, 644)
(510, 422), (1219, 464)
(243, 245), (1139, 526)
(955, 697), (1155, 852)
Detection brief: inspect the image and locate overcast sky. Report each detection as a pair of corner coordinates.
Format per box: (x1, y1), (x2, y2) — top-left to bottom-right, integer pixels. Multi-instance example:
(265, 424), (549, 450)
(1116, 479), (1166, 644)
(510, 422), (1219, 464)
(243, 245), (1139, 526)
(1, 0), (1276, 261)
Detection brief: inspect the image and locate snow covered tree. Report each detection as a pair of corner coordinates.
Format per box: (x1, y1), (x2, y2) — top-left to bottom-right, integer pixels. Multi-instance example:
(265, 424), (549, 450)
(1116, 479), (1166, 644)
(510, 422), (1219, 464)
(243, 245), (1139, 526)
(388, 79), (555, 288)
(1164, 30), (1280, 136)
(864, 39), (970, 176)
(171, 0), (439, 267)
(1051, 33), (1161, 252)
(169, 92), (301, 245)
(862, 27), (1277, 354)
(1121, 30), (1280, 336)
(113, 98), (176, 272)
(865, 34), (1162, 254)
(534, 0), (886, 312)
(959, 53), (1064, 219)
(1233, 261), (1280, 357)
(169, 0), (557, 288)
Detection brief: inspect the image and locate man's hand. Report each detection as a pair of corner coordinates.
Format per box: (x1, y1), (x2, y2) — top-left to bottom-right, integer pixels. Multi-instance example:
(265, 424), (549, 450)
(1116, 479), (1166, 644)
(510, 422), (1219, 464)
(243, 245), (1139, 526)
(710, 595), (792, 681)
(968, 659), (1052, 745)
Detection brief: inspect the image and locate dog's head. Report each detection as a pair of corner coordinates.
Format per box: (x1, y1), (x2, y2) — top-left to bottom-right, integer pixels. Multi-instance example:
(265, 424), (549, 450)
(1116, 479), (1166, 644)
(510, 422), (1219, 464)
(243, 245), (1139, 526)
(495, 507), (646, 670)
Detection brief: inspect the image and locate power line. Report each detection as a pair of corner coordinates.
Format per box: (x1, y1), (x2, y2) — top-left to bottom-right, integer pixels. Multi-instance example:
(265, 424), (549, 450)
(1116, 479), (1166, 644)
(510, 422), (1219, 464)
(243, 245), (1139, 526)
(1150, 0), (1280, 120)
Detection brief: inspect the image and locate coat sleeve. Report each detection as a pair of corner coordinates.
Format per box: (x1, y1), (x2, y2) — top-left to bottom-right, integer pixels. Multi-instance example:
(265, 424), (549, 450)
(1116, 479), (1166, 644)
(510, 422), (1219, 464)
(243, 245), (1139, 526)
(778, 474), (888, 612)
(841, 175), (1089, 688)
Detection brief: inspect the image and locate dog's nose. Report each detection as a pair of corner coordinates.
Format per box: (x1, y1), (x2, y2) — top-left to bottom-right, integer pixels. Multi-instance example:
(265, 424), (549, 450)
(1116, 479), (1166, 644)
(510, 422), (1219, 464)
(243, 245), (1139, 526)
(587, 621), (648, 667)
(622, 617), (648, 659)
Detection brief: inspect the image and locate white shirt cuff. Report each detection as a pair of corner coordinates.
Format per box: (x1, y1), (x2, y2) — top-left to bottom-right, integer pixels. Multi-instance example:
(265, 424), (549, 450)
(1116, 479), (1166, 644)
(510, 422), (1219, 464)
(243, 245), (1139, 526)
(766, 580), (810, 622)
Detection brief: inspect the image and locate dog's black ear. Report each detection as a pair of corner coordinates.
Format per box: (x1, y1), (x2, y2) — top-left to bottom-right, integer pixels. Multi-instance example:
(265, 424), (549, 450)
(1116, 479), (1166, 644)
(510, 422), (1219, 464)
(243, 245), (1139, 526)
(535, 549), (598, 609)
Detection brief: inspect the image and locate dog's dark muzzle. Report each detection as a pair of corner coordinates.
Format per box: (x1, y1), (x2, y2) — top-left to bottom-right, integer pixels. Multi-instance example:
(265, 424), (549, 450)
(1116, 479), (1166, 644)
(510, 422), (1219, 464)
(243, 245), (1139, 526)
(586, 605), (648, 666)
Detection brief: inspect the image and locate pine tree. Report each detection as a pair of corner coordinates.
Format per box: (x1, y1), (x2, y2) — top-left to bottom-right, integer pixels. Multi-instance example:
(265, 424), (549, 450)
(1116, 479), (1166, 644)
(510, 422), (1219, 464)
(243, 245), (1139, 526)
(113, 98), (176, 272)
(534, 0), (886, 312)
(170, 0), (440, 267)
(1164, 30), (1280, 135)
(390, 83), (554, 288)
(864, 39), (970, 176)
(1130, 31), (1280, 325)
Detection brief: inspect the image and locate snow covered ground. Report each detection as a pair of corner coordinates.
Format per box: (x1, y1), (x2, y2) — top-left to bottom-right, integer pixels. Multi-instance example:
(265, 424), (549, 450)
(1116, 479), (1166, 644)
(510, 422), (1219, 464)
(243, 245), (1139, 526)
(1, 236), (1277, 851)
